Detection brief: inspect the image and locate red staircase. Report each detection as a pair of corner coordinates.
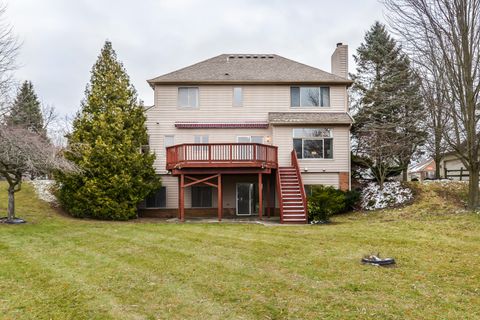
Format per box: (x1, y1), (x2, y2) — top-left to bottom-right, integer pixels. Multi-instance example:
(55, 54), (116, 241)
(276, 151), (308, 224)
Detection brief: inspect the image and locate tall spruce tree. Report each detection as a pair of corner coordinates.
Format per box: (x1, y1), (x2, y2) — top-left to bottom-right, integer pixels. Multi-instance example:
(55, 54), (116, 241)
(56, 41), (159, 220)
(352, 22), (425, 184)
(5, 81), (45, 136)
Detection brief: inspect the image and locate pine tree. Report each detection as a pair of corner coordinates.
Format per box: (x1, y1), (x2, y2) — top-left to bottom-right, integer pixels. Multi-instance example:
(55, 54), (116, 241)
(6, 81), (45, 136)
(56, 41), (159, 220)
(352, 22), (425, 185)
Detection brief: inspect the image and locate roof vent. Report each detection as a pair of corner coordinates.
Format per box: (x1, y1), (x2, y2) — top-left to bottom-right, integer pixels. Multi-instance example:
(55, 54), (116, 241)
(224, 72), (230, 76)
(260, 56), (266, 59)
(267, 55), (274, 58)
(237, 55), (244, 59)
(228, 55), (235, 59)
(336, 42), (343, 47)
(246, 55), (251, 59)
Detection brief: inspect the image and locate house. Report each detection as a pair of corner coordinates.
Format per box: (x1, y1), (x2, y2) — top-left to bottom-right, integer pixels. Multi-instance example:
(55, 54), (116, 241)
(140, 44), (353, 223)
(441, 152), (469, 180)
(408, 158), (436, 181)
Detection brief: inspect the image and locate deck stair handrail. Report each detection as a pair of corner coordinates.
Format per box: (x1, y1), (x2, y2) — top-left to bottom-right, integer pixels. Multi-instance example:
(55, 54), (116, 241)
(290, 150), (308, 217)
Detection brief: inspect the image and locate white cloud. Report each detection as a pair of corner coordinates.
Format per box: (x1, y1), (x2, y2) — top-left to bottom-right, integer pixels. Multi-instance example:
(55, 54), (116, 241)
(6, 0), (384, 115)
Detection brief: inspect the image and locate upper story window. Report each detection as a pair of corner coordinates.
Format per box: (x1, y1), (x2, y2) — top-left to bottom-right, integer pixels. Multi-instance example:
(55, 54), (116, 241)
(194, 135), (209, 143)
(291, 87), (330, 107)
(178, 87), (198, 108)
(293, 128), (333, 159)
(233, 87), (243, 107)
(237, 136), (263, 143)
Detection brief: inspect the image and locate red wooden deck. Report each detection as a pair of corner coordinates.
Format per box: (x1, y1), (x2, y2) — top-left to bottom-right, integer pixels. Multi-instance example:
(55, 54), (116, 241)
(166, 143), (278, 171)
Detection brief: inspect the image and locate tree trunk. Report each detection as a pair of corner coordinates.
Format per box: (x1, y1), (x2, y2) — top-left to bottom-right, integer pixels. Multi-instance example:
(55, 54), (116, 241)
(434, 155), (442, 180)
(402, 169), (408, 181)
(467, 167), (479, 209)
(7, 187), (15, 221)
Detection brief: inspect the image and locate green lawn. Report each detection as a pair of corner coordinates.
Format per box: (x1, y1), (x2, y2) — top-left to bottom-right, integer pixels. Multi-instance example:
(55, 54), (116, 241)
(0, 182), (479, 319)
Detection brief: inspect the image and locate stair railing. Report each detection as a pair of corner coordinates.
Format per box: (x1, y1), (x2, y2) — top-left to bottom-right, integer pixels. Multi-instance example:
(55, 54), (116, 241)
(291, 150), (308, 223)
(276, 168), (284, 224)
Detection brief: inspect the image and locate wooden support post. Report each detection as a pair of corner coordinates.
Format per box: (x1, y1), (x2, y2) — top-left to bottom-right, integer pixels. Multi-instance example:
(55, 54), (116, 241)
(460, 168), (463, 181)
(179, 174), (185, 222)
(266, 174), (271, 218)
(218, 174), (222, 221)
(177, 176), (181, 220)
(258, 173), (263, 220)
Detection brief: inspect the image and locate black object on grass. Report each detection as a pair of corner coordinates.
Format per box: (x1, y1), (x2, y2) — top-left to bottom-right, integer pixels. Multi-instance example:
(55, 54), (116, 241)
(0, 217), (26, 224)
(362, 254), (396, 266)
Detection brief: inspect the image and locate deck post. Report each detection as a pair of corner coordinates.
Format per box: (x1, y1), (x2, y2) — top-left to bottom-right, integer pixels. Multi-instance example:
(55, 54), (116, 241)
(266, 174), (271, 218)
(179, 174), (185, 222)
(218, 174), (222, 221)
(258, 172), (263, 220)
(177, 176), (181, 220)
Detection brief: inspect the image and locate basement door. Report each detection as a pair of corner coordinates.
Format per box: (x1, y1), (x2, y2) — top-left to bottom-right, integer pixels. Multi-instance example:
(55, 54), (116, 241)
(236, 183), (259, 215)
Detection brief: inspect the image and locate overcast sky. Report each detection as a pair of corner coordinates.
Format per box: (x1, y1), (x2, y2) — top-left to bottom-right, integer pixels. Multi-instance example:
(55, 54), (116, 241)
(6, 0), (385, 116)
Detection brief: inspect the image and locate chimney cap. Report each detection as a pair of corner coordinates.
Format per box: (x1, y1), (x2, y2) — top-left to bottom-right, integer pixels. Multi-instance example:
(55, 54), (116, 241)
(336, 42), (343, 47)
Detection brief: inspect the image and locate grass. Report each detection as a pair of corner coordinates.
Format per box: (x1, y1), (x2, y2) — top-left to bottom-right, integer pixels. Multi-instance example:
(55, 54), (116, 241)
(0, 182), (479, 319)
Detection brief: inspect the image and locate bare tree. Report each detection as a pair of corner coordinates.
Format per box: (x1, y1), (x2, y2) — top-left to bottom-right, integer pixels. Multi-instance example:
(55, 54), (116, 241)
(384, 0), (480, 208)
(0, 125), (74, 222)
(0, 4), (19, 116)
(418, 65), (450, 178)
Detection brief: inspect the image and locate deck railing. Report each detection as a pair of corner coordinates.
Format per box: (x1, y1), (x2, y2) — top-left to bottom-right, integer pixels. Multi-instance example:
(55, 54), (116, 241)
(291, 150), (308, 217)
(166, 143), (278, 170)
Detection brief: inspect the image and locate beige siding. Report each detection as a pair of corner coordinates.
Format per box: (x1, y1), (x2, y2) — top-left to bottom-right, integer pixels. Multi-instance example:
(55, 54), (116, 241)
(302, 173), (339, 189)
(146, 84), (349, 173)
(273, 125), (350, 171)
(331, 44), (348, 78)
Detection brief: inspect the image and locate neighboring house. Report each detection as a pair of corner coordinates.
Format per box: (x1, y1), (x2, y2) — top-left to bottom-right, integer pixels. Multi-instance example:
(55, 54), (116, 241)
(408, 158), (436, 181)
(441, 152), (469, 180)
(140, 44), (353, 224)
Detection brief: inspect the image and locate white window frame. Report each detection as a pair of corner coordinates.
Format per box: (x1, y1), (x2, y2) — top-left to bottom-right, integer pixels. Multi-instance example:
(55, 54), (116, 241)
(194, 135), (209, 143)
(233, 87), (243, 107)
(290, 86), (330, 108)
(178, 87), (199, 108)
(293, 128), (333, 159)
(236, 136), (264, 143)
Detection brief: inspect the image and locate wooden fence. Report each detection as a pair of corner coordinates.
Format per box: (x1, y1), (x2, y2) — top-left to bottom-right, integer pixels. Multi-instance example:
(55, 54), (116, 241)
(444, 168), (470, 180)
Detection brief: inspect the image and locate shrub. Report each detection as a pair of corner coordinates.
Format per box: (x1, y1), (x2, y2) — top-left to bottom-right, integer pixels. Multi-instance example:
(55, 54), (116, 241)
(307, 186), (346, 223)
(344, 189), (361, 211)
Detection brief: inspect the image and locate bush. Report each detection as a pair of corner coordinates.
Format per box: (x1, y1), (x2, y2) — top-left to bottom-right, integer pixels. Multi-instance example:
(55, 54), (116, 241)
(307, 186), (347, 223)
(344, 189), (361, 211)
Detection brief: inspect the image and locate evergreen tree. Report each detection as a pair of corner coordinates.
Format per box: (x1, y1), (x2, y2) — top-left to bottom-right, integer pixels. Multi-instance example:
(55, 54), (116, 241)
(6, 81), (45, 136)
(352, 22), (425, 184)
(56, 41), (159, 220)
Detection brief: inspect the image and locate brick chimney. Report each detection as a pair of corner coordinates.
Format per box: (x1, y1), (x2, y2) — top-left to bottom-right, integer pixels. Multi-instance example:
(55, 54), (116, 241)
(331, 43), (348, 78)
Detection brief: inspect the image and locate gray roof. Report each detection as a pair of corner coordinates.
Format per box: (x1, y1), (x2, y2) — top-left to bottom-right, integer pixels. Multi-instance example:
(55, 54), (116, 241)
(148, 54), (352, 85)
(268, 112), (353, 125)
